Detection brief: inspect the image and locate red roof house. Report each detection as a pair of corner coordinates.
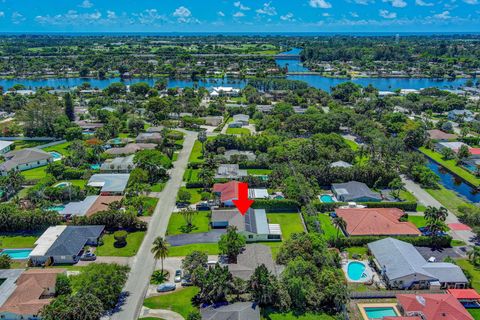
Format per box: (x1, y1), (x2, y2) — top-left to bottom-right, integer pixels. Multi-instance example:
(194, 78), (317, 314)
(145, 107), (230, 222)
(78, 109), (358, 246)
(468, 148), (480, 156)
(335, 208), (421, 236)
(213, 181), (241, 206)
(396, 294), (474, 320)
(448, 289), (480, 301)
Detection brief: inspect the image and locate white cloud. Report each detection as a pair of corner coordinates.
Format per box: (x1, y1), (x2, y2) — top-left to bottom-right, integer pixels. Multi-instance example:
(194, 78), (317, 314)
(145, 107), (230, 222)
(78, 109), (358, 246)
(256, 2), (277, 16)
(233, 11), (245, 17)
(172, 6), (198, 23)
(280, 12), (295, 21)
(434, 10), (451, 19)
(322, 12), (331, 16)
(463, 0), (479, 4)
(309, 0), (332, 9)
(379, 9), (397, 18)
(134, 9), (167, 25)
(234, 2), (250, 11)
(415, 0), (434, 6)
(352, 0), (374, 4)
(217, 11), (225, 17)
(35, 10), (106, 25)
(382, 0), (407, 8)
(78, 0), (93, 9)
(350, 11), (360, 17)
(11, 12), (25, 24)
(0, 12), (4, 18)
(107, 11), (116, 19)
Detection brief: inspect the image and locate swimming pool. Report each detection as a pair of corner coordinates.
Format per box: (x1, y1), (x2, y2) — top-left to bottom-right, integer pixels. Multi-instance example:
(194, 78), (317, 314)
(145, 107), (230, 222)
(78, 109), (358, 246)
(364, 307), (398, 319)
(110, 137), (122, 144)
(319, 194), (335, 203)
(46, 205), (65, 212)
(90, 164), (100, 170)
(347, 261), (368, 281)
(54, 182), (71, 188)
(1, 249), (33, 260)
(49, 151), (62, 160)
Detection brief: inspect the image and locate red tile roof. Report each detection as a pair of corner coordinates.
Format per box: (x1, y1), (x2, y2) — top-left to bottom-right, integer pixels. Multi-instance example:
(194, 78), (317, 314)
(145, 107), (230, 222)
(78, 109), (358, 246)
(335, 208), (421, 236)
(86, 195), (123, 217)
(0, 269), (65, 316)
(213, 181), (241, 203)
(427, 129), (457, 140)
(448, 289), (480, 300)
(469, 148), (480, 155)
(384, 317), (421, 320)
(396, 294), (474, 320)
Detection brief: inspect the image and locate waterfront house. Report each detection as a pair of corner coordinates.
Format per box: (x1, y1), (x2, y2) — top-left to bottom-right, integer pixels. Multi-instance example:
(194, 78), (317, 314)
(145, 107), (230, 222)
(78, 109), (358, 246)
(368, 238), (468, 290)
(29, 226), (104, 266)
(331, 181), (382, 202)
(395, 293), (473, 320)
(336, 208), (420, 237)
(87, 173), (130, 195)
(211, 208), (282, 242)
(0, 269), (65, 320)
(0, 148), (53, 176)
(215, 164), (247, 180)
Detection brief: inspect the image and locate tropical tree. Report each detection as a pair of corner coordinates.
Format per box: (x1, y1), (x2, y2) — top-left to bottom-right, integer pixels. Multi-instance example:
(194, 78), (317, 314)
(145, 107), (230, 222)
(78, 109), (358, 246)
(332, 217), (347, 240)
(64, 92), (75, 121)
(249, 264), (278, 306)
(218, 226), (246, 263)
(197, 264), (235, 304)
(198, 131), (207, 158)
(151, 236), (169, 276)
(468, 246), (480, 266)
(179, 209), (197, 232)
(41, 292), (104, 320)
(388, 177), (405, 199)
(424, 206), (448, 222)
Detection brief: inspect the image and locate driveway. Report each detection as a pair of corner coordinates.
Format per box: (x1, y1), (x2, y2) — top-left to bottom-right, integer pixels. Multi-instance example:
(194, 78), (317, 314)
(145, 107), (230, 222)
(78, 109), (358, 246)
(166, 230), (226, 246)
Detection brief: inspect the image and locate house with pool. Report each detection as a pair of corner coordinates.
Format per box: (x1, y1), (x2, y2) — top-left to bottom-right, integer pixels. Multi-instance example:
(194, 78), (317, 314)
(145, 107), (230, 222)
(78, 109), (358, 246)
(87, 173), (130, 195)
(368, 238), (468, 290)
(0, 148), (53, 176)
(395, 293), (473, 320)
(331, 181), (382, 203)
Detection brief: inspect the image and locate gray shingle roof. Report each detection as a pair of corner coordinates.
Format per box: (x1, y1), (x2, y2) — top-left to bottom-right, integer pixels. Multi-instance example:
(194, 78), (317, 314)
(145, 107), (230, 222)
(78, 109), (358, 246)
(211, 209), (269, 234)
(201, 302), (260, 320)
(332, 181), (382, 202)
(60, 195), (99, 217)
(0, 269), (23, 307)
(227, 244), (279, 281)
(0, 148), (52, 171)
(100, 155), (135, 172)
(45, 226), (104, 257)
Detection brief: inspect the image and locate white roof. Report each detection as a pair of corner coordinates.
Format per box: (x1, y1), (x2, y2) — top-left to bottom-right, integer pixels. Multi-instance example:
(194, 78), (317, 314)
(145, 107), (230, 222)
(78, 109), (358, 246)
(249, 188), (269, 199)
(30, 225), (67, 257)
(0, 140), (13, 150)
(268, 224), (282, 235)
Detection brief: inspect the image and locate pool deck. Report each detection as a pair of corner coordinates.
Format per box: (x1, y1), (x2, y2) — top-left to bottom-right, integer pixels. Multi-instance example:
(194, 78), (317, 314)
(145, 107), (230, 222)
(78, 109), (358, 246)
(342, 259), (374, 283)
(357, 303), (400, 320)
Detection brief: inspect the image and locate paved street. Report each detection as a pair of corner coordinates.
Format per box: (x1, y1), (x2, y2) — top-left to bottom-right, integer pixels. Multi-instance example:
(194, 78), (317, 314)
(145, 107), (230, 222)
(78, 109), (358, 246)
(401, 175), (476, 246)
(111, 131), (197, 320)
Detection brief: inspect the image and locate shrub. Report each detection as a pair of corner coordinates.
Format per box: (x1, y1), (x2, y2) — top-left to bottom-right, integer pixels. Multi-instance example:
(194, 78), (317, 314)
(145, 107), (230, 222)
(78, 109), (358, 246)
(113, 230), (128, 248)
(329, 235), (453, 249)
(251, 199), (300, 212)
(150, 270), (169, 285)
(0, 255), (12, 269)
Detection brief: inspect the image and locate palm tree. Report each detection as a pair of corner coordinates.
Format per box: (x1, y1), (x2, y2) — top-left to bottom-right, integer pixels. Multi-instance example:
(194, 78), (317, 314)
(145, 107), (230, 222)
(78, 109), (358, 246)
(198, 131), (207, 158)
(332, 217), (347, 240)
(424, 206), (448, 222)
(151, 236), (169, 276)
(468, 246), (480, 267)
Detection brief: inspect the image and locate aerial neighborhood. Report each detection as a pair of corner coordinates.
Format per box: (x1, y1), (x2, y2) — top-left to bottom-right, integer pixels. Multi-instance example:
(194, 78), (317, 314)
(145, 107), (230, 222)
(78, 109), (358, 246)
(1, 32), (480, 320)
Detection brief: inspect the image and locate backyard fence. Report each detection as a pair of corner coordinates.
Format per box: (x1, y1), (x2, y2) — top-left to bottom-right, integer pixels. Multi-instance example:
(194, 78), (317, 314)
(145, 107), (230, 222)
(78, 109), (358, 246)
(350, 289), (446, 299)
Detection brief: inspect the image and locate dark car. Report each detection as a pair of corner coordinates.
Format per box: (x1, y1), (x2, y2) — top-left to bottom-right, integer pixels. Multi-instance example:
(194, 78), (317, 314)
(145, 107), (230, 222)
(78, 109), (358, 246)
(174, 270), (182, 282)
(181, 276), (193, 287)
(196, 202), (210, 211)
(176, 202), (189, 209)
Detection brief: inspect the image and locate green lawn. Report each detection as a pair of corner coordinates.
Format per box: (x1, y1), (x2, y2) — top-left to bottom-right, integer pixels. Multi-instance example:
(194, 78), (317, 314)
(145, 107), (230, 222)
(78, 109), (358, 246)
(419, 147), (480, 187)
(468, 309), (480, 320)
(188, 140), (204, 163)
(247, 169), (273, 175)
(0, 235), (38, 248)
(344, 139), (359, 151)
(407, 215), (427, 228)
(346, 246), (368, 259)
(177, 187), (204, 204)
(261, 309), (336, 320)
(399, 190), (417, 202)
(168, 243), (219, 257)
(457, 259), (480, 292)
(317, 214), (343, 239)
(151, 182), (166, 192)
(183, 168), (200, 182)
(266, 213), (304, 240)
(167, 211), (211, 236)
(43, 141), (72, 156)
(142, 197), (159, 216)
(143, 287), (200, 318)
(96, 231), (146, 257)
(21, 166), (48, 180)
(57, 180), (86, 188)
(226, 127), (250, 135)
(426, 185), (474, 215)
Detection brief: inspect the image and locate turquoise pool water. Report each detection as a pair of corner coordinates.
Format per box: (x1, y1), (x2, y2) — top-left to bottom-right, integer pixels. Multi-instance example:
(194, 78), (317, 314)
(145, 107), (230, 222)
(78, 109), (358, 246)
(364, 307), (397, 319)
(347, 261), (367, 281)
(320, 194), (335, 203)
(47, 205), (65, 212)
(49, 151), (62, 160)
(90, 164), (100, 170)
(1, 249), (33, 260)
(54, 182), (71, 188)
(111, 138), (122, 144)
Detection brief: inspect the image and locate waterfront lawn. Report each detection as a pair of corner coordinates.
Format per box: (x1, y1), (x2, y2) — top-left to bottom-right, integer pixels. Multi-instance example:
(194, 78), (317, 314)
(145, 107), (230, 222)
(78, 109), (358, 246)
(43, 141), (72, 156)
(456, 259), (480, 292)
(408, 215), (427, 228)
(266, 212), (304, 240)
(166, 211), (211, 236)
(168, 243), (219, 257)
(226, 127), (250, 135)
(96, 231), (145, 257)
(247, 169), (273, 175)
(143, 287), (200, 318)
(21, 166), (47, 180)
(0, 235), (38, 248)
(188, 140), (204, 163)
(419, 147), (480, 187)
(317, 214), (343, 240)
(426, 185), (475, 215)
(176, 187), (204, 204)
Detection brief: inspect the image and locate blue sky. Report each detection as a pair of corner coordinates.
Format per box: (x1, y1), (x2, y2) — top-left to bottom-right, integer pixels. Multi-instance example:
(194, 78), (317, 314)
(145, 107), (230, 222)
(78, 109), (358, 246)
(0, 0), (479, 33)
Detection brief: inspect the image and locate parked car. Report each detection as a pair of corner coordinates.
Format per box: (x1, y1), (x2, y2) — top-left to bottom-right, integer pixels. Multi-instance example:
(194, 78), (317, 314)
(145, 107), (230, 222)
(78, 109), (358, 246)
(196, 201), (210, 211)
(176, 202), (189, 209)
(79, 252), (96, 261)
(157, 283), (176, 292)
(174, 270), (182, 282)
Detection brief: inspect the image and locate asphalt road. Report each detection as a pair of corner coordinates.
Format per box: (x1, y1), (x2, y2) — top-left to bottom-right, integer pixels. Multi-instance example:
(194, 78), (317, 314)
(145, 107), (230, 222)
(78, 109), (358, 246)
(110, 130), (197, 320)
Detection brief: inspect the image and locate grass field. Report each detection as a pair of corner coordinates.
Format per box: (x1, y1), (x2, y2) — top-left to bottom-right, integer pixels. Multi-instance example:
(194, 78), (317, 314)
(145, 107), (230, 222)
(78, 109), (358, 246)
(177, 187), (204, 204)
(183, 168), (200, 183)
(419, 147), (480, 187)
(346, 247), (368, 259)
(43, 141), (72, 156)
(407, 215), (427, 228)
(344, 139), (359, 151)
(266, 212), (304, 239)
(247, 169), (273, 175)
(468, 309), (480, 319)
(317, 214), (343, 240)
(226, 127), (250, 135)
(167, 211), (211, 236)
(0, 235), (38, 248)
(57, 179), (87, 188)
(188, 140), (204, 163)
(168, 243), (219, 257)
(21, 166), (47, 180)
(96, 231), (145, 257)
(456, 259), (480, 292)
(151, 182), (166, 192)
(426, 185), (474, 215)
(261, 309), (336, 320)
(143, 287), (200, 318)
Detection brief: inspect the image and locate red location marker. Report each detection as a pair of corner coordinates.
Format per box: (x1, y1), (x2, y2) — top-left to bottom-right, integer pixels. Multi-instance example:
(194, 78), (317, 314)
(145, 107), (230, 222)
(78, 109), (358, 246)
(233, 182), (254, 216)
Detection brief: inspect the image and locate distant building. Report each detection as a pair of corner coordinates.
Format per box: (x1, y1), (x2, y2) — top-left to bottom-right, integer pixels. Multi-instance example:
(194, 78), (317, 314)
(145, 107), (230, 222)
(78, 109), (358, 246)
(448, 109), (475, 122)
(224, 149), (256, 162)
(201, 302), (260, 320)
(0, 148), (53, 176)
(427, 129), (457, 141)
(330, 160), (353, 168)
(332, 181), (382, 202)
(203, 116), (224, 126)
(210, 86), (241, 97)
(105, 143), (157, 156)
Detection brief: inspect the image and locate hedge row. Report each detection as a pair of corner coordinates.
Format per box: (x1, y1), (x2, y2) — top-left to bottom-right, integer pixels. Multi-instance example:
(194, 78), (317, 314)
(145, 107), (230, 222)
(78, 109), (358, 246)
(251, 199), (300, 212)
(186, 182), (206, 188)
(313, 200), (417, 212)
(328, 235), (453, 249)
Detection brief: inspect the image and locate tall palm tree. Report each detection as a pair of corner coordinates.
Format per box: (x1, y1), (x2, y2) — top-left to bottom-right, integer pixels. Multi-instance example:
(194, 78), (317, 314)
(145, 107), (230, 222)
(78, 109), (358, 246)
(198, 131), (207, 158)
(468, 246), (480, 267)
(151, 236), (169, 275)
(332, 217), (347, 240)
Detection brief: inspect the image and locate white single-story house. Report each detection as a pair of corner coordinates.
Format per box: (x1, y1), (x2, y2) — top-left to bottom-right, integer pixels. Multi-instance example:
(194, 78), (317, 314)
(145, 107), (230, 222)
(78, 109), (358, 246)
(0, 141), (14, 155)
(100, 155), (136, 173)
(87, 173), (130, 195)
(0, 148), (53, 176)
(215, 164), (248, 180)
